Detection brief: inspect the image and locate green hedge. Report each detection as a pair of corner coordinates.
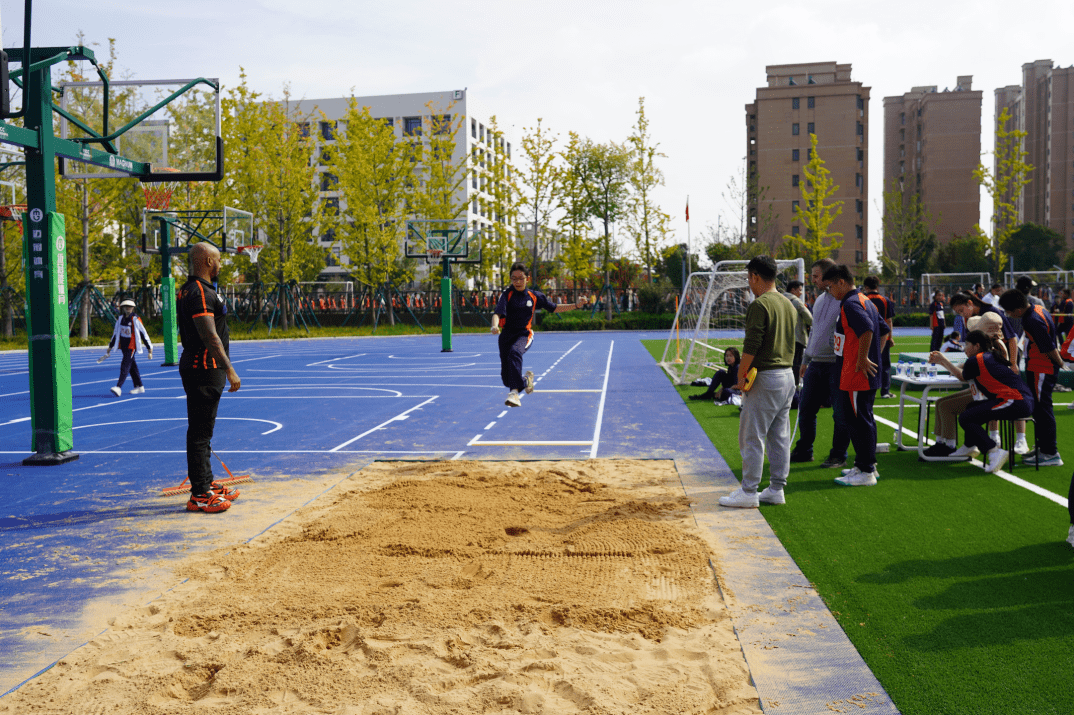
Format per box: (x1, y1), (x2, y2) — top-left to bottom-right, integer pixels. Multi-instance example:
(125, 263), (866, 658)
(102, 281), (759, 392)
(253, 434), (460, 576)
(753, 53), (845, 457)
(539, 311), (676, 332)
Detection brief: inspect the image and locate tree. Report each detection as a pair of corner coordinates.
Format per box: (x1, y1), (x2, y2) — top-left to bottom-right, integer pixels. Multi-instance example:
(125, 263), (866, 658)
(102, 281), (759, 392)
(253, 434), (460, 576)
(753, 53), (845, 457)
(330, 100), (418, 307)
(556, 132), (597, 288)
(783, 133), (843, 264)
(417, 99), (466, 222)
(478, 115), (521, 289)
(934, 233), (992, 274)
(517, 119), (559, 283)
(576, 139), (631, 318)
(727, 158), (778, 249)
(880, 178), (937, 282)
(623, 98), (672, 282)
(223, 77), (327, 329)
(1004, 223), (1065, 272)
(973, 107), (1032, 277)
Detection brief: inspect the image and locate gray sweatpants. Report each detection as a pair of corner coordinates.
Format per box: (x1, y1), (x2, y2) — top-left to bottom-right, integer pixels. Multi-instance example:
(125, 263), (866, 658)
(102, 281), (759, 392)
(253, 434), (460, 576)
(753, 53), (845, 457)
(738, 367), (796, 493)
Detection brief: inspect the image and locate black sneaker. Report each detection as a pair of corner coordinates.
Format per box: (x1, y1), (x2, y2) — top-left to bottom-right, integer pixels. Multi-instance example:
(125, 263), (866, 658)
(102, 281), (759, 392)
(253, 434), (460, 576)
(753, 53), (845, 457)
(923, 443), (956, 458)
(789, 451), (813, 463)
(688, 393), (710, 401)
(819, 456), (847, 469)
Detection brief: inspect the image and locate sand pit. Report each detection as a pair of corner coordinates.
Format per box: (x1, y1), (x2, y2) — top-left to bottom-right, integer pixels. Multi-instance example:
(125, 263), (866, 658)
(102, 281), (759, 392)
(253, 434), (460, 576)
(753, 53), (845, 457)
(0, 460), (762, 714)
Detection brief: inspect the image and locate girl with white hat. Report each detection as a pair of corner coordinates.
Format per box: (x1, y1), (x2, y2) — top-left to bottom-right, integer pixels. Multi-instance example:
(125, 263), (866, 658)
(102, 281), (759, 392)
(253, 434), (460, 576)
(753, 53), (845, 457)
(103, 299), (153, 396)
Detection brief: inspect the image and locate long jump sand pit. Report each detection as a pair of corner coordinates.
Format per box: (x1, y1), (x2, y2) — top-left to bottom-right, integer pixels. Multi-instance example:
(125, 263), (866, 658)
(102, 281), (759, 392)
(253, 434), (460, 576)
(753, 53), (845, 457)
(1, 460), (762, 714)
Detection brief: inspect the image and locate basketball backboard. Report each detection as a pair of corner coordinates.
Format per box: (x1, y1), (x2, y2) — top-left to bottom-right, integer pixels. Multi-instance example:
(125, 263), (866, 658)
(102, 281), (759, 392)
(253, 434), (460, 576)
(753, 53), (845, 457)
(141, 206), (253, 255)
(58, 78), (221, 181)
(405, 219), (480, 264)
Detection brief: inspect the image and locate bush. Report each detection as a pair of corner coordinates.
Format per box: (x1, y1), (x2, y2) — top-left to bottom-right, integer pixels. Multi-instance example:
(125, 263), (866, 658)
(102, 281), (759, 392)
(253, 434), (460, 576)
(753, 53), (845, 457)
(539, 311), (676, 332)
(892, 313), (930, 327)
(636, 278), (677, 314)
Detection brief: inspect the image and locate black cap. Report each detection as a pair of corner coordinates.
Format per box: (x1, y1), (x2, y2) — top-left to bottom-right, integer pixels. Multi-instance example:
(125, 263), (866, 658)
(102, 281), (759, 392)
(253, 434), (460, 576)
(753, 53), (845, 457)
(1015, 276), (1037, 290)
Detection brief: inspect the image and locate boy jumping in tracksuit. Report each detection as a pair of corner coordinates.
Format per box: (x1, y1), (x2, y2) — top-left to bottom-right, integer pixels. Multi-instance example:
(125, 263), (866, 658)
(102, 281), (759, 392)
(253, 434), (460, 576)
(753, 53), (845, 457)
(104, 299), (153, 396)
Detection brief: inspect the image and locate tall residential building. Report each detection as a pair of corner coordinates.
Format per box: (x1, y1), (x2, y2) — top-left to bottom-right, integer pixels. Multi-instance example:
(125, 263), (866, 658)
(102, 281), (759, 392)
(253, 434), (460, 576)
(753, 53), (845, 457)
(994, 84), (1024, 223)
(745, 62), (870, 264)
(882, 77), (982, 247)
(1010, 60), (1074, 247)
(287, 90), (513, 280)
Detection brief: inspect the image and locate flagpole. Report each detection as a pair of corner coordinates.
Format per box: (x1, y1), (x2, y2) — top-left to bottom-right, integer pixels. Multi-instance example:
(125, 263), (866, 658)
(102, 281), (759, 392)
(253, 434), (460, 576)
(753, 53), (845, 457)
(686, 195), (691, 274)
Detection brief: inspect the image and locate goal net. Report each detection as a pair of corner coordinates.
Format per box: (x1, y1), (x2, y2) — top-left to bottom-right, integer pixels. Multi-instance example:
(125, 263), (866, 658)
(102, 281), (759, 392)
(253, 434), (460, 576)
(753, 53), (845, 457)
(659, 259), (804, 385)
(920, 272), (992, 299)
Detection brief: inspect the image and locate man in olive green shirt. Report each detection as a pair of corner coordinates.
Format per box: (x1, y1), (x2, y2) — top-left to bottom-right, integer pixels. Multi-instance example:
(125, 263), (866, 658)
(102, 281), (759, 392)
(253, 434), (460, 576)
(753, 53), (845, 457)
(719, 255), (797, 508)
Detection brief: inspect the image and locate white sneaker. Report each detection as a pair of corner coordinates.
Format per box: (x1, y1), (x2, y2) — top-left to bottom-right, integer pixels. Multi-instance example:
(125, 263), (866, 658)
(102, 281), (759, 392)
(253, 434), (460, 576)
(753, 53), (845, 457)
(1014, 437), (1030, 455)
(524, 370), (535, 394)
(835, 467), (878, 486)
(984, 447), (1008, 474)
(950, 444), (980, 458)
(130, 386), (145, 395)
(758, 486), (785, 505)
(1066, 525), (1074, 548)
(504, 390), (521, 407)
(718, 488), (759, 508)
(1024, 451), (1064, 467)
(109, 386), (122, 397)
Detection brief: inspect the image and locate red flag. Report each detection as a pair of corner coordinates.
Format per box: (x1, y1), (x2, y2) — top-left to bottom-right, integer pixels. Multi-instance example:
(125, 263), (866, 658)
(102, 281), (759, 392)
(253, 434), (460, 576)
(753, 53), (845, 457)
(685, 199), (690, 222)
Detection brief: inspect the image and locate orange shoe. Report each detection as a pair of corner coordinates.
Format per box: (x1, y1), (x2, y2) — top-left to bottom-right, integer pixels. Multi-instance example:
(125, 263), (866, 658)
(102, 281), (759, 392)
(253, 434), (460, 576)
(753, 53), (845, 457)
(210, 481), (240, 501)
(186, 492), (232, 513)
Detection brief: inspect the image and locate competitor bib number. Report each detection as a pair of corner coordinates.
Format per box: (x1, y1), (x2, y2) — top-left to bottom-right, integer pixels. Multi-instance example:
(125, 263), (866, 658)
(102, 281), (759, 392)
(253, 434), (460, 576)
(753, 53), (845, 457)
(833, 332), (845, 356)
(969, 382), (982, 400)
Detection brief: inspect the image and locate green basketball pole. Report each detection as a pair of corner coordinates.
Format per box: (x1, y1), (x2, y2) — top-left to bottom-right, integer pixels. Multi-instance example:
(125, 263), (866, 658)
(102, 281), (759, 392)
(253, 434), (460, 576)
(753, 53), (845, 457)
(158, 220), (179, 365)
(441, 255), (453, 352)
(21, 59), (77, 464)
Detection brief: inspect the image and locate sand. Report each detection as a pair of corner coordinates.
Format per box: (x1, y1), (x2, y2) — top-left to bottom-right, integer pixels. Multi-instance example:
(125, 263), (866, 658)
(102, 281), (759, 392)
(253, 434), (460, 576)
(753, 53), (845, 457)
(0, 459), (762, 714)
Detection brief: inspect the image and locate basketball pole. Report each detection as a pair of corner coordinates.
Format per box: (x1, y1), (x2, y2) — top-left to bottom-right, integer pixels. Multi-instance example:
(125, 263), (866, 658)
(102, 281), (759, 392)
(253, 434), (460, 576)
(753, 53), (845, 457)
(441, 254), (453, 352)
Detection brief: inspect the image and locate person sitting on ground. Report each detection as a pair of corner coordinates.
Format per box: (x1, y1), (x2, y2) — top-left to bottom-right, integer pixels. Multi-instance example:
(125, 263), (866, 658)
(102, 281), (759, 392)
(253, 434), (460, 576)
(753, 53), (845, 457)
(940, 331), (963, 352)
(689, 347), (741, 403)
(929, 329), (1034, 474)
(923, 315), (1003, 458)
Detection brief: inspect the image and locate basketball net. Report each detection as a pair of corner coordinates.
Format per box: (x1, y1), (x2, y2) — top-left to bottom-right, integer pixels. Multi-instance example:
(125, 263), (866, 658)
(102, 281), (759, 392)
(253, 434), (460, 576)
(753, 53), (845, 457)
(0, 204), (27, 222)
(142, 167), (183, 211)
(238, 245), (263, 265)
(426, 249), (443, 264)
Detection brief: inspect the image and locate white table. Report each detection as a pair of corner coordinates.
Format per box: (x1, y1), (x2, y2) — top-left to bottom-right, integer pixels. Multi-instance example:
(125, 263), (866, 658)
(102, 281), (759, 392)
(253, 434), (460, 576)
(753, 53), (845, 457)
(891, 373), (967, 461)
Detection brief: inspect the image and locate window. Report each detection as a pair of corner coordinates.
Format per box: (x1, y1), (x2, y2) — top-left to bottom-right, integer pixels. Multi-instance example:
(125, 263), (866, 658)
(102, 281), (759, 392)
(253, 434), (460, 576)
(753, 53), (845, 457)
(297, 123), (310, 138)
(807, 122), (815, 134)
(856, 199), (863, 215)
(791, 226), (800, 236)
(792, 174), (799, 187)
(792, 123), (800, 136)
(472, 198), (478, 214)
(320, 121), (336, 140)
(857, 96), (864, 111)
(856, 122), (864, 136)
(856, 251), (863, 263)
(381, 117), (394, 129)
(324, 197), (339, 215)
(432, 114), (451, 135)
(856, 225), (863, 240)
(472, 171), (478, 190)
(900, 112), (905, 125)
(807, 96), (815, 109)
(857, 148), (863, 162)
(792, 149), (799, 162)
(792, 200), (800, 213)
(855, 173), (862, 188)
(506, 142), (511, 158)
(404, 117), (422, 136)
(807, 75), (815, 85)
(320, 172), (337, 191)
(472, 118), (477, 138)
(479, 124), (485, 142)
(318, 148), (331, 166)
(788, 76), (797, 86)
(792, 97), (800, 110)
(900, 128), (905, 141)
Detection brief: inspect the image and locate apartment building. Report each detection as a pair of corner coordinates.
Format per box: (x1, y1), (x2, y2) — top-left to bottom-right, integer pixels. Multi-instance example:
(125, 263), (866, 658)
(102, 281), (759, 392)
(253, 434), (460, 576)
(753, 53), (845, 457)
(745, 62), (870, 264)
(286, 89), (513, 280)
(882, 77), (982, 247)
(1014, 60), (1074, 248)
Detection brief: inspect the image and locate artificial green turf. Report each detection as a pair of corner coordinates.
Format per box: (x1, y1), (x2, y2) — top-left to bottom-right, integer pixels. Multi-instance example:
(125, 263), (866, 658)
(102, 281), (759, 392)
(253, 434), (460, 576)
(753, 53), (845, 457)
(643, 338), (1074, 715)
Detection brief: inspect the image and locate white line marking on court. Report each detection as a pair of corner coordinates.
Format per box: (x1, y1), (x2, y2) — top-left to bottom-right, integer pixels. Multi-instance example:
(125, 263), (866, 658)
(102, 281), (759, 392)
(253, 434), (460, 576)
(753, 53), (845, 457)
(0, 416), (30, 426)
(230, 355), (282, 364)
(451, 451), (466, 460)
(540, 340), (582, 378)
(484, 422), (496, 430)
(535, 389), (603, 393)
(329, 396), (438, 452)
(470, 440), (594, 446)
(71, 417), (284, 436)
(0, 449), (466, 455)
(589, 341), (615, 459)
(873, 413), (1068, 508)
(467, 433), (483, 446)
(497, 411), (508, 418)
(307, 353), (366, 366)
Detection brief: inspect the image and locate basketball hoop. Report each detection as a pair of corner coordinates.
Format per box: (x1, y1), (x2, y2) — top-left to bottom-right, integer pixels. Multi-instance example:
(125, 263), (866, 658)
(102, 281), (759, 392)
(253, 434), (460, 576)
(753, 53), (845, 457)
(138, 251), (153, 269)
(426, 249), (444, 264)
(0, 204), (26, 222)
(142, 167), (182, 211)
(238, 245), (263, 264)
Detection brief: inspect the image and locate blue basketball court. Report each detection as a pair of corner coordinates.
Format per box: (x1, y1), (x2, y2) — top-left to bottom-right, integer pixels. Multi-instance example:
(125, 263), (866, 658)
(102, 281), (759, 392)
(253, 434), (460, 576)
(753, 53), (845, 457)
(0, 332), (898, 712)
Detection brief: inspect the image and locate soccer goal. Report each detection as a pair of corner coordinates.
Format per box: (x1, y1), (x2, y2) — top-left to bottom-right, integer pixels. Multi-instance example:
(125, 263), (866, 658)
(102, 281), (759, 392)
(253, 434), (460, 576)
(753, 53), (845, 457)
(920, 272), (992, 298)
(1006, 270), (1074, 290)
(659, 259), (804, 385)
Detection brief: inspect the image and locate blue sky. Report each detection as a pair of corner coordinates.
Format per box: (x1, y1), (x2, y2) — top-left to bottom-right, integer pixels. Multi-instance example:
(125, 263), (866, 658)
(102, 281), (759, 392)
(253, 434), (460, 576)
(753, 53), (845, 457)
(3, 0), (1073, 264)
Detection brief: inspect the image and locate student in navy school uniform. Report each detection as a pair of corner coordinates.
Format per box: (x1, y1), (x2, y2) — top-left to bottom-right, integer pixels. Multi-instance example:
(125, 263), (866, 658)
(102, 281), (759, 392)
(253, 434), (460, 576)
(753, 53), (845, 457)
(490, 263), (586, 407)
(928, 291), (946, 352)
(929, 329), (1035, 474)
(104, 299), (153, 396)
(999, 289), (1065, 467)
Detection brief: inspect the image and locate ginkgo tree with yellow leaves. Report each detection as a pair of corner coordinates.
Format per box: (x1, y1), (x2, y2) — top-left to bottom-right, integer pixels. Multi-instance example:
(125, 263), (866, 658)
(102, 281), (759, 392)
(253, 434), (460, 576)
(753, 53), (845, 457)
(783, 133), (844, 265)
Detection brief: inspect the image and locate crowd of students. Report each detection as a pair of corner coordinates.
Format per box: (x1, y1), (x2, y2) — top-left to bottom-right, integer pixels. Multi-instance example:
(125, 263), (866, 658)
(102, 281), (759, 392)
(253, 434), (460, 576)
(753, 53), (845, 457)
(712, 257), (1074, 550)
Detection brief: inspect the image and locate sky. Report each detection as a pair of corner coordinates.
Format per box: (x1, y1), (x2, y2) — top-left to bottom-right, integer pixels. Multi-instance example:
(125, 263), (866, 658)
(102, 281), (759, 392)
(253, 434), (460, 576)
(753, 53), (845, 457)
(2, 0), (1073, 266)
